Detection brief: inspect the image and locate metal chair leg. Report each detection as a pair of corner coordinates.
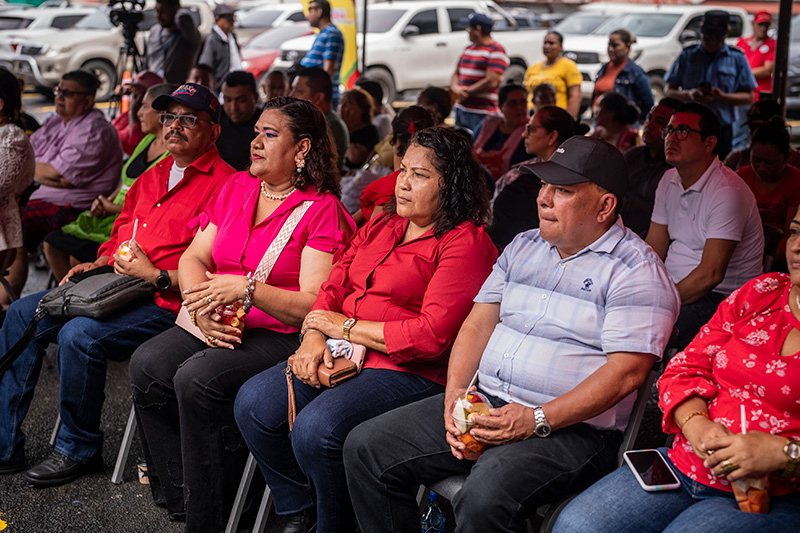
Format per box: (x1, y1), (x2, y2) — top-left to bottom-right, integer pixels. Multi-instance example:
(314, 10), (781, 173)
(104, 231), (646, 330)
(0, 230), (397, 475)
(111, 405), (136, 484)
(50, 414), (61, 447)
(252, 484), (273, 533)
(226, 453), (257, 533)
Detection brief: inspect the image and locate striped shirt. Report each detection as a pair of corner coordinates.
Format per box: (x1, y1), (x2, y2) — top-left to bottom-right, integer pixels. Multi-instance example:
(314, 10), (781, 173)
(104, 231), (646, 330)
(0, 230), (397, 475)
(475, 219), (679, 432)
(301, 24), (345, 106)
(456, 42), (509, 115)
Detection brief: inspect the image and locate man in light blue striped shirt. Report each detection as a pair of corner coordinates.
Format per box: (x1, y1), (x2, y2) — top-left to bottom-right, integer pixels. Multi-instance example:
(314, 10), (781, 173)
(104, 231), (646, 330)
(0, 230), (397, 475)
(345, 137), (680, 532)
(301, 0), (344, 109)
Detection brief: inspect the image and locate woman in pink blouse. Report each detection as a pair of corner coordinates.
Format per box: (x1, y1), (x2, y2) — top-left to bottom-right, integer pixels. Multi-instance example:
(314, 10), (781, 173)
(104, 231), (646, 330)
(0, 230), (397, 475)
(554, 206), (800, 532)
(128, 97), (356, 533)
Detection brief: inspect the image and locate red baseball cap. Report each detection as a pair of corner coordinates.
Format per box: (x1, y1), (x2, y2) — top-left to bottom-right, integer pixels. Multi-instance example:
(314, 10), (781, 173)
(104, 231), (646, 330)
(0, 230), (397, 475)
(123, 70), (165, 91)
(754, 11), (771, 25)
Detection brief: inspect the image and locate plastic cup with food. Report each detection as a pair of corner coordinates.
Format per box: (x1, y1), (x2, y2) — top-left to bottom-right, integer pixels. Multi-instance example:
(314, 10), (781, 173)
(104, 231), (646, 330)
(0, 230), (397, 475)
(117, 240), (137, 261)
(215, 301), (246, 337)
(732, 476), (770, 514)
(450, 391), (491, 460)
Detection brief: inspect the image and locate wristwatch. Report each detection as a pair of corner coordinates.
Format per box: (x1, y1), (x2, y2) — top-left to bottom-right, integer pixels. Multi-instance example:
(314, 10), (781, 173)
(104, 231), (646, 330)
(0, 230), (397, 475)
(780, 437), (800, 479)
(155, 270), (171, 292)
(342, 317), (358, 341)
(533, 407), (552, 438)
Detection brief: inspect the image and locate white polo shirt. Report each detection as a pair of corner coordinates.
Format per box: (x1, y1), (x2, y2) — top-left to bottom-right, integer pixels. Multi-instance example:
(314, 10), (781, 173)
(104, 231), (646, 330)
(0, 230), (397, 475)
(651, 157), (764, 295)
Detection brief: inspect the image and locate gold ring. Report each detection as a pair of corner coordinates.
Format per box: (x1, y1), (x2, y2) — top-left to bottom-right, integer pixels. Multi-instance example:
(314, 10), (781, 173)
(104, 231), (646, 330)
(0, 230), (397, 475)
(206, 296), (212, 304)
(706, 449), (716, 456)
(718, 460), (739, 475)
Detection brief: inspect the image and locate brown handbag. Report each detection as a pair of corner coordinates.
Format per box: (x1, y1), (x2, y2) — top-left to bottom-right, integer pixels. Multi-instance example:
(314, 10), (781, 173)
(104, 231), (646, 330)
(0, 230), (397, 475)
(285, 342), (366, 429)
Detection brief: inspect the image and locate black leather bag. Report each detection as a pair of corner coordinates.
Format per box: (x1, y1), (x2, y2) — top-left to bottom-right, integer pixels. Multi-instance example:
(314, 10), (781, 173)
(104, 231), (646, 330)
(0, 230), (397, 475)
(0, 266), (154, 375)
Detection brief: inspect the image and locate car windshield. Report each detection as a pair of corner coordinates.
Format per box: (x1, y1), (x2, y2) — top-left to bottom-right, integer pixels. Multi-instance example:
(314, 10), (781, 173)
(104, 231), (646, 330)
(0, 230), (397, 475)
(237, 9), (281, 28)
(357, 9), (404, 33)
(245, 24), (310, 49)
(553, 13), (611, 35)
(594, 13), (681, 38)
(0, 16), (32, 30)
(74, 9), (112, 30)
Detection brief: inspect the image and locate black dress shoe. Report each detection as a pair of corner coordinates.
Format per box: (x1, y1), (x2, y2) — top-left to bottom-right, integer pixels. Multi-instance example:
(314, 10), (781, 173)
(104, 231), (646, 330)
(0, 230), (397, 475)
(23, 451), (102, 488)
(282, 509), (317, 533)
(0, 459), (25, 475)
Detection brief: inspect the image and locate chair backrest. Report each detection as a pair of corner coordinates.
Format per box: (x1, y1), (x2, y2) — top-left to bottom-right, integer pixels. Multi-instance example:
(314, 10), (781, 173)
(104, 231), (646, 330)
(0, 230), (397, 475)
(19, 181), (40, 210)
(762, 224), (784, 272)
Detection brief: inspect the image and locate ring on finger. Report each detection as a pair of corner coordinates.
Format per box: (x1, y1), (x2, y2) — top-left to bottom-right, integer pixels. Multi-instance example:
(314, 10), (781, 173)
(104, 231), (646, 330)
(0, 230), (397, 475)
(206, 296), (212, 304)
(718, 459), (739, 475)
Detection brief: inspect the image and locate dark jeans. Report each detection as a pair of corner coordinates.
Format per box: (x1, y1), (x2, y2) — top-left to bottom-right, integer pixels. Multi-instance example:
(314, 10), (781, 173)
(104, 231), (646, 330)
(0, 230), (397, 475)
(671, 291), (727, 352)
(234, 367), (444, 533)
(129, 326), (298, 533)
(343, 393), (622, 533)
(0, 289), (175, 465)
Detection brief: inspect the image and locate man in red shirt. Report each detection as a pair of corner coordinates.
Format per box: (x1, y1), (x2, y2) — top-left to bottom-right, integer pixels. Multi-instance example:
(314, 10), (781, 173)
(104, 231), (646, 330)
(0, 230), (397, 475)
(736, 11), (775, 99)
(0, 83), (234, 488)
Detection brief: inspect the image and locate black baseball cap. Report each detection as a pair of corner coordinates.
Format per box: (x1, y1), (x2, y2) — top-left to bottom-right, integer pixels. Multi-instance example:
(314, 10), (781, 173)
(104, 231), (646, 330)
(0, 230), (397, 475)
(522, 137), (629, 198)
(152, 83), (221, 123)
(701, 10), (730, 38)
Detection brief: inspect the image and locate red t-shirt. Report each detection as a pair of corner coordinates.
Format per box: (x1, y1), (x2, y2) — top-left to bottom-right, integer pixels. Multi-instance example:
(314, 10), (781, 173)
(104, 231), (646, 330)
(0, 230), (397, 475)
(112, 112), (144, 157)
(736, 36), (776, 96)
(360, 170), (399, 220)
(659, 274), (800, 495)
(737, 164), (800, 256)
(312, 213), (498, 385)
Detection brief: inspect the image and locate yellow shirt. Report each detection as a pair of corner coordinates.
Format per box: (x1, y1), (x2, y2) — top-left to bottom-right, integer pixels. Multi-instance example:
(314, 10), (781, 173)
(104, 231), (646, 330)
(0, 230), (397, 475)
(524, 57), (583, 110)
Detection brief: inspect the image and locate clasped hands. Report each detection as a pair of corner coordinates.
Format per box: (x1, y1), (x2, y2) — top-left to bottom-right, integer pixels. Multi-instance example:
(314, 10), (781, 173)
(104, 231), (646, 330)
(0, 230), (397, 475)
(286, 310), (348, 388)
(683, 416), (787, 482)
(443, 387), (536, 460)
(182, 270), (248, 350)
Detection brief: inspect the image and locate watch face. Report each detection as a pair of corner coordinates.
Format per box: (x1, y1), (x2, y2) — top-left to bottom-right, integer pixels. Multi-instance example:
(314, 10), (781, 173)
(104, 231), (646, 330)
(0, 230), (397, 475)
(789, 442), (800, 460)
(535, 425), (551, 438)
(344, 318), (356, 327)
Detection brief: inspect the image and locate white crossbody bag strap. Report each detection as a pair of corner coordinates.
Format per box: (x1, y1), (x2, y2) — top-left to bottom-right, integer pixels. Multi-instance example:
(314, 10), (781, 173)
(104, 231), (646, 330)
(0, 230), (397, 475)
(253, 200), (313, 283)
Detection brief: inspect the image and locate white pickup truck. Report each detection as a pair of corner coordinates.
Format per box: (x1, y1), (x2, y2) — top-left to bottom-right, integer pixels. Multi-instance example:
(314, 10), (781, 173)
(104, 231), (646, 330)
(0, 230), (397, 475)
(556, 3), (752, 107)
(271, 0), (547, 102)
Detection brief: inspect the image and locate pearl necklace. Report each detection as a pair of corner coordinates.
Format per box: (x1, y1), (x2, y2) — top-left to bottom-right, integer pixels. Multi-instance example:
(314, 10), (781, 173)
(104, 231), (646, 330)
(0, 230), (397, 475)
(260, 182), (295, 201)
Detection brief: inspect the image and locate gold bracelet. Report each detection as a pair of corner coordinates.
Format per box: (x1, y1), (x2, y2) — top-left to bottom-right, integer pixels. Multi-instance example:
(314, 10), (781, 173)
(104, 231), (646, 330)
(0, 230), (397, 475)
(189, 309), (198, 327)
(679, 411), (709, 431)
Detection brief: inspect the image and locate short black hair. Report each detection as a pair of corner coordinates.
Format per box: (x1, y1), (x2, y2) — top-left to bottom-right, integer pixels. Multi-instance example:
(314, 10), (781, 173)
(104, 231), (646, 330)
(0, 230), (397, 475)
(546, 31), (564, 45)
(296, 66), (332, 103)
(752, 116), (790, 156)
(309, 0), (331, 19)
(193, 63), (214, 75)
(62, 69), (100, 95)
(418, 87), (452, 123)
(498, 83), (526, 108)
(656, 97), (682, 111)
(222, 70), (257, 96)
(156, 0), (180, 7)
(535, 105), (577, 146)
(355, 79), (383, 107)
(673, 102), (721, 154)
(597, 91), (638, 125)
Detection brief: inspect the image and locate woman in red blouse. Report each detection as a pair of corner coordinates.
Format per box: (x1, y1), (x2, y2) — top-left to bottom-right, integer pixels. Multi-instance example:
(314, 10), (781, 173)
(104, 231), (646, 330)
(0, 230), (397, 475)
(553, 205), (800, 532)
(234, 127), (498, 533)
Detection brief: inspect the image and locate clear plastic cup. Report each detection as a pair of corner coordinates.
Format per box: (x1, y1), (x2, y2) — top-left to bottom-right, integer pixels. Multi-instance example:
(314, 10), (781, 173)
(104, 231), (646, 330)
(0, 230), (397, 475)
(732, 476), (770, 514)
(117, 240), (136, 261)
(215, 301), (246, 337)
(450, 391), (491, 460)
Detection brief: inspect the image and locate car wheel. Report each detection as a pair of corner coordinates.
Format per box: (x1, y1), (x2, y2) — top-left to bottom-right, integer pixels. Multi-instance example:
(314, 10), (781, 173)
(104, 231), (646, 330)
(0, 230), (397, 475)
(649, 73), (665, 104)
(363, 68), (395, 104)
(81, 60), (116, 102)
(503, 63), (526, 86)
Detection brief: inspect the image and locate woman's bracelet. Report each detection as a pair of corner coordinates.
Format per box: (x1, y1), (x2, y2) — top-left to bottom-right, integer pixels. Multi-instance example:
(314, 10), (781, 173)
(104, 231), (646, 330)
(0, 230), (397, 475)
(679, 411), (709, 431)
(189, 309), (198, 327)
(299, 328), (325, 343)
(242, 273), (256, 314)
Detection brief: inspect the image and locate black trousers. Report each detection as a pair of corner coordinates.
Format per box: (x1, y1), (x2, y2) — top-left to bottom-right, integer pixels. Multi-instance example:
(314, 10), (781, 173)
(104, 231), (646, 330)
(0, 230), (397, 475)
(129, 326), (299, 533)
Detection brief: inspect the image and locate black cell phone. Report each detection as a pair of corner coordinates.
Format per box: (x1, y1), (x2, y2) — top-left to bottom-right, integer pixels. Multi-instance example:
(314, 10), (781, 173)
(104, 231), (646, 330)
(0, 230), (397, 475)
(624, 449), (681, 492)
(699, 81), (712, 94)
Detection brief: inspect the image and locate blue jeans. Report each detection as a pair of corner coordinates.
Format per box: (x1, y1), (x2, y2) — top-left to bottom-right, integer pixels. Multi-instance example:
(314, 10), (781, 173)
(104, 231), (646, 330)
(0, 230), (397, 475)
(0, 289), (175, 465)
(553, 448), (800, 533)
(344, 392), (622, 533)
(234, 366), (443, 533)
(454, 107), (485, 133)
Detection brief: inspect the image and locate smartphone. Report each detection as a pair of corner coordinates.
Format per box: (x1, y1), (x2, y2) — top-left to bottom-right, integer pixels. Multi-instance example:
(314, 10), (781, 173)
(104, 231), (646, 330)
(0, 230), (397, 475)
(624, 449), (681, 492)
(699, 81), (712, 95)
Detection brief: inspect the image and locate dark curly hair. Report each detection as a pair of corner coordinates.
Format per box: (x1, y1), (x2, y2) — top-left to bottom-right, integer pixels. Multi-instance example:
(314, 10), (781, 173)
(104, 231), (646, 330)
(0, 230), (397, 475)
(262, 96), (340, 195)
(386, 127), (490, 238)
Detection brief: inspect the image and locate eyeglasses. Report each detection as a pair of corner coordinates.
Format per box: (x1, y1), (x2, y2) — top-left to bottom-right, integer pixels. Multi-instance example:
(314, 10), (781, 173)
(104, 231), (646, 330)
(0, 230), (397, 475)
(661, 125), (703, 141)
(53, 87), (93, 98)
(159, 112), (215, 128)
(525, 124), (545, 135)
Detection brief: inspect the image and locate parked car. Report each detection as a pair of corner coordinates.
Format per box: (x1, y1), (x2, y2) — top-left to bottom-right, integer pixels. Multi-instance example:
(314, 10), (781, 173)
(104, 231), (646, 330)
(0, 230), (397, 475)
(235, 2), (305, 43)
(0, 6), (93, 36)
(0, 0), (214, 101)
(241, 22), (312, 99)
(271, 0), (547, 102)
(557, 3), (752, 106)
(787, 14), (800, 118)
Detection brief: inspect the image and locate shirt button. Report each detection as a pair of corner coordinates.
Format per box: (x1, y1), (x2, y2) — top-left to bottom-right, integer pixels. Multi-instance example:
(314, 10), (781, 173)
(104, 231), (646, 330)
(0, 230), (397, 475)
(143, 223), (147, 228)
(498, 385), (503, 391)
(541, 294), (547, 299)
(558, 262), (564, 268)
(524, 323), (530, 328)
(503, 353), (509, 358)
(156, 203), (161, 207)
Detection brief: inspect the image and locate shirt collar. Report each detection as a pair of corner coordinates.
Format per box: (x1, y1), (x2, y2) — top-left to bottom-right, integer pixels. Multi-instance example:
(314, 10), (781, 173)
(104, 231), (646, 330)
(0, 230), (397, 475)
(670, 156), (721, 194)
(213, 24), (229, 43)
(550, 217), (626, 261)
